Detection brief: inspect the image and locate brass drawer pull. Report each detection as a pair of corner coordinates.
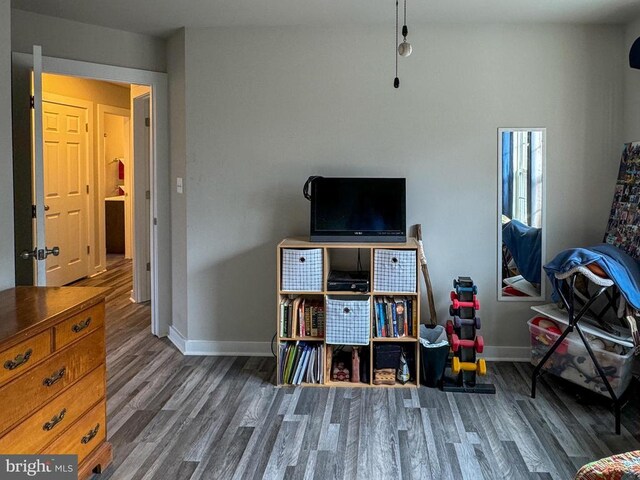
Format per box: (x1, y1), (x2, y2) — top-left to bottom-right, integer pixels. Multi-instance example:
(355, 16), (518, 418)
(43, 408), (67, 431)
(43, 367), (66, 387)
(81, 423), (100, 444)
(3, 348), (33, 370)
(72, 317), (91, 333)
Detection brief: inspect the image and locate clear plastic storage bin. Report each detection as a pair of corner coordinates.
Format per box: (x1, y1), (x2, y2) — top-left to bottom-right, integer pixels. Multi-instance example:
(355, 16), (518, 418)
(528, 317), (634, 397)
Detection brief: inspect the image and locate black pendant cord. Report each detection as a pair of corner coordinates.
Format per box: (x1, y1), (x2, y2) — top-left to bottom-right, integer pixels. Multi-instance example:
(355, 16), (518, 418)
(394, 0), (399, 88)
(403, 0), (408, 40)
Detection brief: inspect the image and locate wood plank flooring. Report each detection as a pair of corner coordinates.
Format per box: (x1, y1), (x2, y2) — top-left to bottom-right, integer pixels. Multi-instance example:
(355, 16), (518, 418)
(73, 261), (640, 479)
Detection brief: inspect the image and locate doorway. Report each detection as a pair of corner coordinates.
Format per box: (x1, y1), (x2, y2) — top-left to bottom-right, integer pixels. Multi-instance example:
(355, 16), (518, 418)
(37, 74), (151, 304)
(11, 50), (170, 337)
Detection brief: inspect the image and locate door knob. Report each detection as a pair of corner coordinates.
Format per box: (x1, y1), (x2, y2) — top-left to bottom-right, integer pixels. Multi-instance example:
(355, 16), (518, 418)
(19, 249), (36, 260)
(19, 246), (60, 261)
(44, 205), (50, 211)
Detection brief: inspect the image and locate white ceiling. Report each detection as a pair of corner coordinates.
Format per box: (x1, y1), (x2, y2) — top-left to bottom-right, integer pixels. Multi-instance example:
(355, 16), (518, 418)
(11, 0), (640, 38)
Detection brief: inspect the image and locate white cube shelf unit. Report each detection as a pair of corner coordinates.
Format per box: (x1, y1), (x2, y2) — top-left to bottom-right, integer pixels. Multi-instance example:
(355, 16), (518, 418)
(276, 237), (421, 387)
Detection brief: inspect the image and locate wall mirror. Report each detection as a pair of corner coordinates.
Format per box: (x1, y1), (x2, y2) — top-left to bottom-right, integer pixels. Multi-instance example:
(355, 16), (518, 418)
(497, 128), (546, 301)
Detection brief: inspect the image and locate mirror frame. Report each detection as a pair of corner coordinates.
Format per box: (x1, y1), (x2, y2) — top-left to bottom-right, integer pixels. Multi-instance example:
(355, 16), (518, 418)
(497, 127), (547, 302)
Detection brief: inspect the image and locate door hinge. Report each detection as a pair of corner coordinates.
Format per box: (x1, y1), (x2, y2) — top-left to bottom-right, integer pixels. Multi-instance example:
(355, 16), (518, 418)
(153, 218), (157, 226)
(145, 190), (150, 200)
(30, 95), (35, 109)
(87, 245), (90, 255)
(31, 205), (36, 219)
(86, 185), (89, 194)
(145, 117), (150, 127)
(146, 262), (151, 272)
(86, 123), (89, 132)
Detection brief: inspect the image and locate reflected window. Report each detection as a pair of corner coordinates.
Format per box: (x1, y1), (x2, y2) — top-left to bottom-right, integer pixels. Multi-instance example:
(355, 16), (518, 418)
(502, 131), (543, 228)
(498, 128), (546, 301)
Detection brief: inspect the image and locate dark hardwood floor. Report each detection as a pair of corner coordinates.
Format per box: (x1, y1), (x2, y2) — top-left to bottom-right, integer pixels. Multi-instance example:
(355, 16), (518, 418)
(73, 261), (640, 479)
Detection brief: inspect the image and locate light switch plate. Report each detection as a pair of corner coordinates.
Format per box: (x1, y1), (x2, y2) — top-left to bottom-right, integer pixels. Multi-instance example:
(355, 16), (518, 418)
(177, 177), (183, 194)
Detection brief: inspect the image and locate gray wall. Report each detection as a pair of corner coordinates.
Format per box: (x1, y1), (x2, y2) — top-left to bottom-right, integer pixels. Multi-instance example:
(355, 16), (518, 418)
(180, 24), (624, 353)
(625, 19), (640, 140)
(0, 0), (14, 290)
(11, 9), (166, 72)
(167, 28), (188, 337)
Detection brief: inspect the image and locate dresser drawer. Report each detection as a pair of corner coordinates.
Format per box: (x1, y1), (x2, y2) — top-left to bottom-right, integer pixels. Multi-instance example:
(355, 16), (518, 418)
(0, 366), (105, 454)
(42, 400), (106, 464)
(0, 330), (52, 386)
(55, 303), (104, 350)
(0, 328), (105, 435)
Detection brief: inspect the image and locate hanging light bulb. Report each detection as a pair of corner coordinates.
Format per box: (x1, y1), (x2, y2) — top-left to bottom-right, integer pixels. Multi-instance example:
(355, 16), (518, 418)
(398, 41), (412, 57)
(398, 23), (413, 57)
(398, 0), (412, 57)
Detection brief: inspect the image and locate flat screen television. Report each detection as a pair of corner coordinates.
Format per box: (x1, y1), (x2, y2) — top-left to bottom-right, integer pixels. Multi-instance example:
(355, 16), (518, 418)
(309, 177), (406, 242)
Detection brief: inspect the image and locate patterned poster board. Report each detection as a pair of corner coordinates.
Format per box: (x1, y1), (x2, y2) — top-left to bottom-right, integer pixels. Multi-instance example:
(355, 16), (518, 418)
(604, 142), (640, 259)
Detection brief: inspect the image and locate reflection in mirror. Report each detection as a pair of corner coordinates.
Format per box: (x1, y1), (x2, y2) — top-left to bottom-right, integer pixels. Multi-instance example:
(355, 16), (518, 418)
(498, 128), (546, 301)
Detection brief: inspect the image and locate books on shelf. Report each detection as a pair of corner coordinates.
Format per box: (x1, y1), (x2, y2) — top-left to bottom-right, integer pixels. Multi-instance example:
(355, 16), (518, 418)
(279, 342), (324, 385)
(374, 296), (416, 338)
(279, 297), (325, 338)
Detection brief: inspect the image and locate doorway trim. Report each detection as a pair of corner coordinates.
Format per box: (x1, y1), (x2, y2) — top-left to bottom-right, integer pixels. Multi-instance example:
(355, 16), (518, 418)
(13, 52), (171, 338)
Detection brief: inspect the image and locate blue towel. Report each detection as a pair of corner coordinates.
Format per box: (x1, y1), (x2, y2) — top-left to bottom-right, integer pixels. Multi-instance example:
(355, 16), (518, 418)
(502, 219), (542, 284)
(544, 244), (640, 310)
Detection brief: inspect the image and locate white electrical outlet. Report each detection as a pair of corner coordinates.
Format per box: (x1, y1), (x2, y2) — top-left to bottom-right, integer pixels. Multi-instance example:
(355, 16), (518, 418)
(177, 177), (183, 194)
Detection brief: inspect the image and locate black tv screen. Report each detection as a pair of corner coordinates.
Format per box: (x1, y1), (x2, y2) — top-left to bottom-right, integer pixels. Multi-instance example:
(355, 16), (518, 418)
(310, 177), (406, 242)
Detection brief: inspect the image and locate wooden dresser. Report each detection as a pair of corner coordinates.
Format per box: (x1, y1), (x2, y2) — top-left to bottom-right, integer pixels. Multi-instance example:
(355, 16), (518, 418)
(0, 287), (112, 479)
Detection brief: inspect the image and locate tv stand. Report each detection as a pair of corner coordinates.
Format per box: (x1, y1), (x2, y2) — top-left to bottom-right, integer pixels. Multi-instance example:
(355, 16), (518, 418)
(276, 237), (421, 387)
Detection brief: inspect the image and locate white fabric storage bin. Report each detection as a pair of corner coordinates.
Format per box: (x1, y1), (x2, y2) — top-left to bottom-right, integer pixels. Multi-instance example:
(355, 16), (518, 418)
(528, 317), (634, 397)
(281, 248), (323, 292)
(326, 296), (371, 345)
(374, 249), (416, 293)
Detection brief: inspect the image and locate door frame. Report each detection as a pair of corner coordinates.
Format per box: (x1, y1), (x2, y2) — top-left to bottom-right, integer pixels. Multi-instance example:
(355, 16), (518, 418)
(12, 51), (170, 338)
(97, 104), (132, 269)
(41, 92), (94, 282)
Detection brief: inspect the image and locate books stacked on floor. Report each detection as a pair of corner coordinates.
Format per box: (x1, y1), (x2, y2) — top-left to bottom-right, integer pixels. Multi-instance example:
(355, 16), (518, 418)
(279, 342), (324, 385)
(374, 296), (416, 338)
(279, 297), (325, 338)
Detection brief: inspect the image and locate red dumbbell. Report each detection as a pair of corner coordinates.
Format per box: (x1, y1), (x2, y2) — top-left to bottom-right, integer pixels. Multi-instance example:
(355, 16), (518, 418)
(453, 316), (481, 330)
(450, 334), (484, 353)
(451, 296), (480, 311)
(446, 320), (454, 335)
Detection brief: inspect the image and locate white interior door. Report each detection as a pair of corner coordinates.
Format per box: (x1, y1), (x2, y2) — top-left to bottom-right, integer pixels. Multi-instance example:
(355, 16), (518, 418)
(42, 100), (90, 286)
(31, 45), (48, 286)
(133, 93), (151, 302)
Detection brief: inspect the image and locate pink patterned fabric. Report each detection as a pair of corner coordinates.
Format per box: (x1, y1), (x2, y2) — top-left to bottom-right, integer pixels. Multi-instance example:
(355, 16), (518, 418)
(575, 451), (640, 479)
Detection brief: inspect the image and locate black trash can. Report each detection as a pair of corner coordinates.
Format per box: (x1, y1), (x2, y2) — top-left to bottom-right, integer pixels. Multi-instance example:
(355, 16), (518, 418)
(420, 325), (449, 388)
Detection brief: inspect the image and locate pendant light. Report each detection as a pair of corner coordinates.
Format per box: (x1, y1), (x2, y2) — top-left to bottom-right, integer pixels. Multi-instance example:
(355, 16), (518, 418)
(398, 0), (412, 57)
(394, 0), (411, 89)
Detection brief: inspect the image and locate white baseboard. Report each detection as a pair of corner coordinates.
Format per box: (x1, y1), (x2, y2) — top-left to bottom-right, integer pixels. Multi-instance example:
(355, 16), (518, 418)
(168, 326), (530, 361)
(168, 325), (187, 354)
(168, 326), (271, 356)
(483, 346), (530, 362)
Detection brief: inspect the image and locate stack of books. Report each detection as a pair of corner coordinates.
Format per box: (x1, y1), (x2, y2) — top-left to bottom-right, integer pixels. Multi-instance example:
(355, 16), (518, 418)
(374, 297), (416, 338)
(279, 342), (324, 385)
(279, 297), (325, 338)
